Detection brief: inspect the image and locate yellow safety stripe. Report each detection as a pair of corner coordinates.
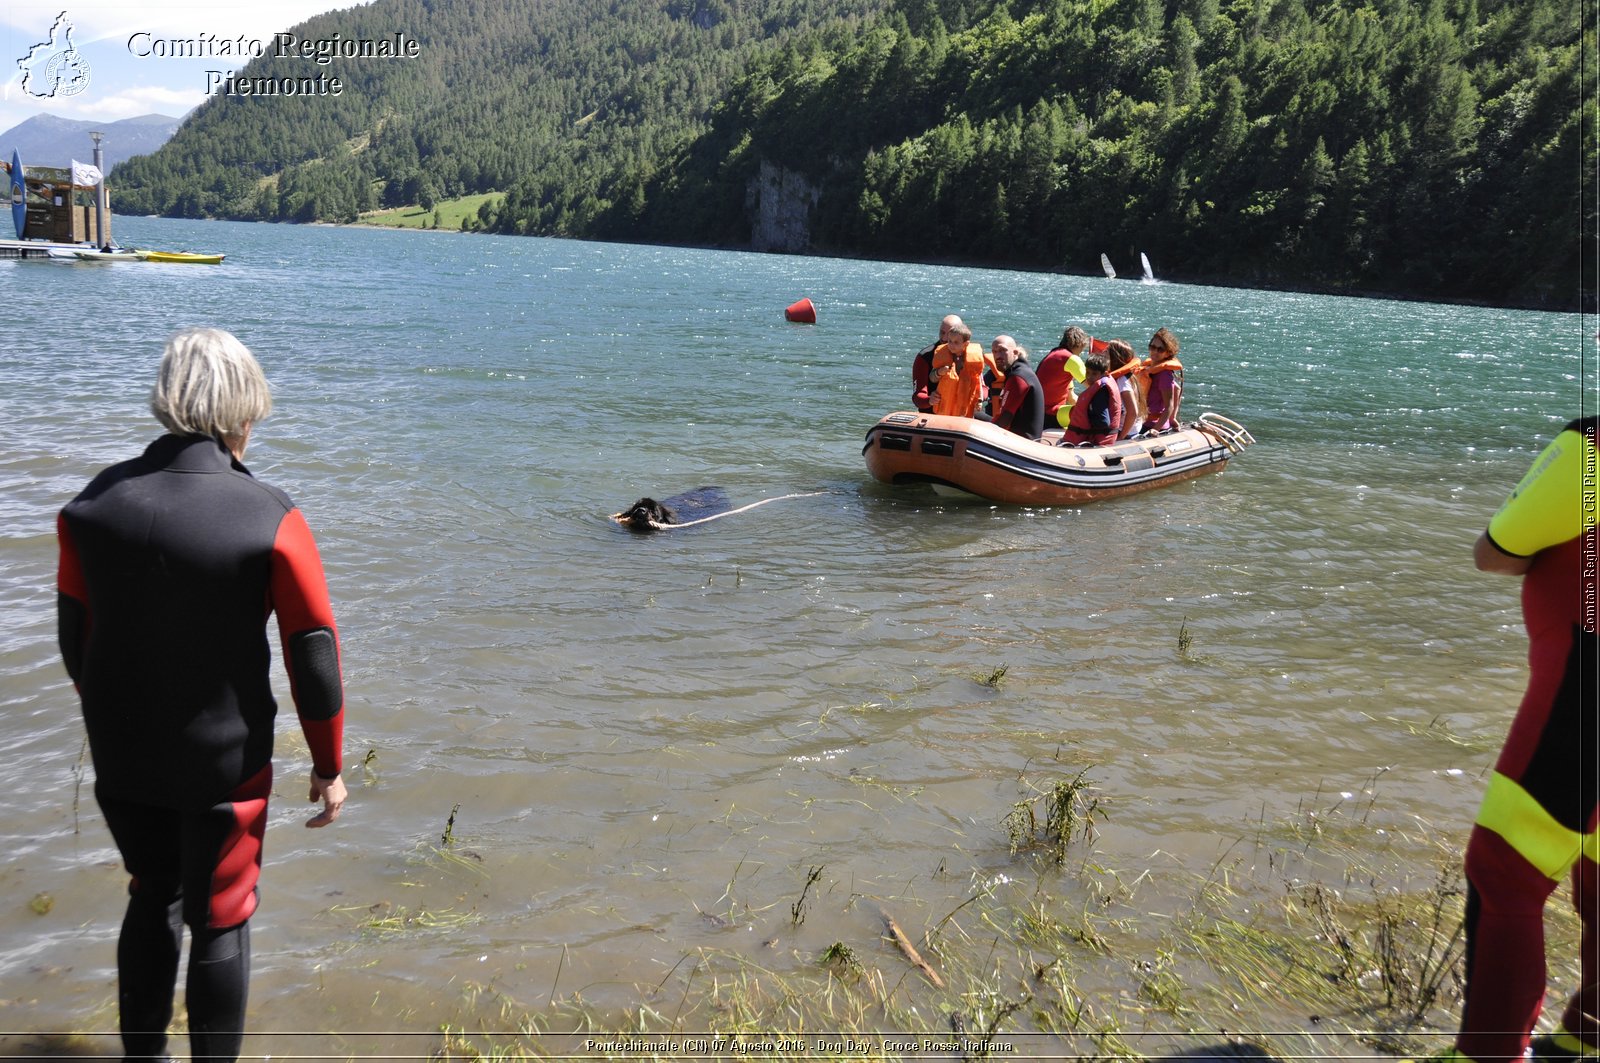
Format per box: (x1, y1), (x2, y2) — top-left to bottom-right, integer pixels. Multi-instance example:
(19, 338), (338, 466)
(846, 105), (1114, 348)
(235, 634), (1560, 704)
(1551, 1028), (1599, 1055)
(1475, 772), (1586, 881)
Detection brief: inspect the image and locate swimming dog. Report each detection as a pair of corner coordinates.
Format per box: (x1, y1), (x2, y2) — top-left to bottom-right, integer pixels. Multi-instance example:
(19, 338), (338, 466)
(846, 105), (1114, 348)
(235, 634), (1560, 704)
(611, 486), (729, 532)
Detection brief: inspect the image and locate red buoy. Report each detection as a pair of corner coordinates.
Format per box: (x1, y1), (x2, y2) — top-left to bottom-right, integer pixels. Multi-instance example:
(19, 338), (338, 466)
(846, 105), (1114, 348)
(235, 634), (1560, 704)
(785, 297), (816, 324)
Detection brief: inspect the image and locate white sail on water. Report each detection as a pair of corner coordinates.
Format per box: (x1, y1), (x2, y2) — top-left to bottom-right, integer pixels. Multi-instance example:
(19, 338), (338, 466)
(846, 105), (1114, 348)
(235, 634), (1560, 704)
(1140, 252), (1154, 282)
(1100, 253), (1116, 279)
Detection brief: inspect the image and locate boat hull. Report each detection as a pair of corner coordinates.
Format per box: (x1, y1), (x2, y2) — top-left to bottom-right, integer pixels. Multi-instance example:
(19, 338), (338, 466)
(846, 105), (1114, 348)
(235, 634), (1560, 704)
(137, 250), (225, 264)
(10, 151), (24, 240)
(862, 411), (1249, 505)
(72, 249), (140, 261)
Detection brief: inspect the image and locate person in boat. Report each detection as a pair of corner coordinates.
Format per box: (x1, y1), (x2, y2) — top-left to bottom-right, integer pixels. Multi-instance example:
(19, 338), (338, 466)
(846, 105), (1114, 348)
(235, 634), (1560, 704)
(1036, 326), (1089, 428)
(1058, 352), (1122, 447)
(930, 322), (998, 419)
(1105, 339), (1146, 439)
(1411, 417), (1599, 1063)
(1141, 327), (1184, 433)
(913, 314), (962, 414)
(991, 336), (1044, 441)
(56, 328), (347, 1063)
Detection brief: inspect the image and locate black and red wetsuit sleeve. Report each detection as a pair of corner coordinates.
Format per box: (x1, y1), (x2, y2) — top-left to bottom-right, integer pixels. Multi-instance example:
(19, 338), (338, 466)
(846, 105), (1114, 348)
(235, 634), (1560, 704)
(269, 508), (344, 779)
(56, 512), (90, 689)
(912, 352), (932, 410)
(1000, 375), (1030, 416)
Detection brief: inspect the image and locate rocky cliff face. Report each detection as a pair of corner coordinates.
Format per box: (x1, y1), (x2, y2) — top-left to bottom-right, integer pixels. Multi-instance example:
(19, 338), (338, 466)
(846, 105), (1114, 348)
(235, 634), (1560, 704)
(746, 159), (819, 253)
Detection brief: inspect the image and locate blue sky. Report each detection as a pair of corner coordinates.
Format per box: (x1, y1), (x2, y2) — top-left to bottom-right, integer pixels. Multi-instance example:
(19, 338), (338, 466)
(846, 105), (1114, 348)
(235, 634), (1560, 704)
(1, 1), (352, 134)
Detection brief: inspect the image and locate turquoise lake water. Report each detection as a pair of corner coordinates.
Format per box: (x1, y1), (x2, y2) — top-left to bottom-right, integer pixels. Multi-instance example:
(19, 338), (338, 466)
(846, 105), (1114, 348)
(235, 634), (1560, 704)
(0, 216), (1591, 1054)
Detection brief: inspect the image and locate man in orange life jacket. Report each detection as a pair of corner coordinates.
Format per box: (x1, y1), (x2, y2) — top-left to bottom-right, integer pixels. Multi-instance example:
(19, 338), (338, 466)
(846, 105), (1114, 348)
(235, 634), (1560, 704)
(1059, 352), (1122, 446)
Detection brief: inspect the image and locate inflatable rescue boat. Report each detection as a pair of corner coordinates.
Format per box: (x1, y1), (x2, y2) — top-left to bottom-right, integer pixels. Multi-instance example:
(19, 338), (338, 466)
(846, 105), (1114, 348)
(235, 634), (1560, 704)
(862, 411), (1254, 505)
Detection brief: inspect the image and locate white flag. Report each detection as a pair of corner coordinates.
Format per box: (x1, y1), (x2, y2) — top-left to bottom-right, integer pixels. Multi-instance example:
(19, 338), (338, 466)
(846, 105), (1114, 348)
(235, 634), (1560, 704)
(70, 159), (102, 186)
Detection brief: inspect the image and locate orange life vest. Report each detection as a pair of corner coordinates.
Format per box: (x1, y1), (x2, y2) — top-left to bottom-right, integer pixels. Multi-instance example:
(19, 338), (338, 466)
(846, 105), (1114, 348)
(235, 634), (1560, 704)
(931, 342), (997, 418)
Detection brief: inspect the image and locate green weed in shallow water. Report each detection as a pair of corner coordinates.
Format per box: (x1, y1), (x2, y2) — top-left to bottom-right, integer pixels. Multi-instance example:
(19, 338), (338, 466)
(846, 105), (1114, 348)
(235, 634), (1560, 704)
(790, 864), (824, 927)
(971, 664), (1008, 687)
(360, 778), (1565, 1061)
(1005, 769), (1102, 866)
(820, 941), (864, 979)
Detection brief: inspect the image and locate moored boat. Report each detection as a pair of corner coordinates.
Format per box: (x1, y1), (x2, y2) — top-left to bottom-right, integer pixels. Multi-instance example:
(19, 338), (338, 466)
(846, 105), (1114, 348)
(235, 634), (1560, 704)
(862, 411), (1254, 505)
(72, 248), (141, 262)
(136, 249), (225, 264)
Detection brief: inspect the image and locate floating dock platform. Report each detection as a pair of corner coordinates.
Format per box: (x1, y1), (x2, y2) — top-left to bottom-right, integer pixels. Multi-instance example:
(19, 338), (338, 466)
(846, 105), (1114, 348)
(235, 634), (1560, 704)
(0, 238), (102, 260)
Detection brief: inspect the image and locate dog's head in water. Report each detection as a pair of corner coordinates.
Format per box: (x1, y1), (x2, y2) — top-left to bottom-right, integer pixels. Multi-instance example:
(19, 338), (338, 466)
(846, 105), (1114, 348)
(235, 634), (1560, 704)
(612, 497), (678, 532)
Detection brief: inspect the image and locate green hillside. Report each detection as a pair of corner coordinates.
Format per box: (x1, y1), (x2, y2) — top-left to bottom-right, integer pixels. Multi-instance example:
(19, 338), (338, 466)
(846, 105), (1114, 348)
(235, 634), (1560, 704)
(602, 0), (1591, 306)
(111, 0), (887, 225)
(113, 0), (1592, 307)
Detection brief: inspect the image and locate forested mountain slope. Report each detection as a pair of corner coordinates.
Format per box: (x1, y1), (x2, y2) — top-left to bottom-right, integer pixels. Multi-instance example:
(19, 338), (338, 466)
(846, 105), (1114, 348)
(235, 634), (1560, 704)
(114, 0), (1590, 306)
(111, 0), (886, 226)
(599, 0), (1590, 306)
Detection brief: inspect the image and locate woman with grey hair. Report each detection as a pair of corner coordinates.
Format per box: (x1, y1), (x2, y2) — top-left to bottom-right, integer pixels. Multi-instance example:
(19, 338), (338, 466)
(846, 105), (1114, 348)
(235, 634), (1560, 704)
(57, 327), (347, 1061)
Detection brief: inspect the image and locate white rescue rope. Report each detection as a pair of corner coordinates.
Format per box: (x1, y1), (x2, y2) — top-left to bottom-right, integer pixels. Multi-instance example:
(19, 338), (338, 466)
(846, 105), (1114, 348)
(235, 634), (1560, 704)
(614, 490), (828, 530)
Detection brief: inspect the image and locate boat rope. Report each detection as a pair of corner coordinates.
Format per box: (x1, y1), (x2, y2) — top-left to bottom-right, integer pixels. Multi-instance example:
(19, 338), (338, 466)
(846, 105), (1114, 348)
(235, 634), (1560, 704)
(620, 490), (829, 531)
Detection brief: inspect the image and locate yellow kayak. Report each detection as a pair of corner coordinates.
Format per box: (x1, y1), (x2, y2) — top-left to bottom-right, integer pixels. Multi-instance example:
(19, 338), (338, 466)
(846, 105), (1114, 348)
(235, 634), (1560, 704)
(136, 249), (225, 264)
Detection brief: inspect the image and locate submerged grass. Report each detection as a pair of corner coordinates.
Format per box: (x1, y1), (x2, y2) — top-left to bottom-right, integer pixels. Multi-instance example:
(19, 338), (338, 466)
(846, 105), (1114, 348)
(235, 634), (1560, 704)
(360, 778), (1581, 1062)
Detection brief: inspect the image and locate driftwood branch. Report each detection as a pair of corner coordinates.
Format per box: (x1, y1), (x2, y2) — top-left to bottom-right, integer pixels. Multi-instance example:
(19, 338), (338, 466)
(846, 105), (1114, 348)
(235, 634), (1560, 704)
(880, 907), (945, 988)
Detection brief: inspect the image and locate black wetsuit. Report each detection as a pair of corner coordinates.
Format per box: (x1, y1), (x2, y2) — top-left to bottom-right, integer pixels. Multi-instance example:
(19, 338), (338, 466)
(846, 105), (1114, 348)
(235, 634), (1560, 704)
(996, 361), (1045, 440)
(58, 433), (344, 1061)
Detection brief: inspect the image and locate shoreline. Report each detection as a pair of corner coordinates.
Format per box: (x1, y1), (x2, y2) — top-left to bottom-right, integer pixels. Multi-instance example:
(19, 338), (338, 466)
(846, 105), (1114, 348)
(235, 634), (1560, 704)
(151, 212), (1591, 315)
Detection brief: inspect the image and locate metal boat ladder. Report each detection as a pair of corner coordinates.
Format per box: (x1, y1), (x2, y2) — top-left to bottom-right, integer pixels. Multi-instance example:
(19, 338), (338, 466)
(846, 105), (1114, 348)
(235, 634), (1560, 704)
(1195, 412), (1256, 454)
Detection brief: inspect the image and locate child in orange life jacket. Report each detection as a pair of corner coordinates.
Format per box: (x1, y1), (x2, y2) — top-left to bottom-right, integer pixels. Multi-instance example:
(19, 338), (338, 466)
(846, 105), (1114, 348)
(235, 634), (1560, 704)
(1140, 327), (1184, 433)
(1059, 352), (1123, 447)
(930, 323), (999, 419)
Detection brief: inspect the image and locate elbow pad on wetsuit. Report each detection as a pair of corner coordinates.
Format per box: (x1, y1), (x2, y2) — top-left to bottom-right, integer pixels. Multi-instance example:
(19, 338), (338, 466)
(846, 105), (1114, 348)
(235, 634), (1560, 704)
(57, 593), (87, 686)
(288, 627), (342, 720)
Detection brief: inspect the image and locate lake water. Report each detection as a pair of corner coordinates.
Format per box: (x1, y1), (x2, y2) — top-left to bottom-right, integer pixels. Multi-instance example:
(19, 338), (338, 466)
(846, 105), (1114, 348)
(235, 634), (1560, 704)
(0, 217), (1589, 1057)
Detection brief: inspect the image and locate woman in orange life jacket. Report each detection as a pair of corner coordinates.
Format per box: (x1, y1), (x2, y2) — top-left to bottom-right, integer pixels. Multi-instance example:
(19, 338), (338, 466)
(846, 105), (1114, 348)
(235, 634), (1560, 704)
(1140, 327), (1184, 433)
(930, 322), (999, 419)
(1105, 339), (1146, 439)
(1058, 351), (1123, 447)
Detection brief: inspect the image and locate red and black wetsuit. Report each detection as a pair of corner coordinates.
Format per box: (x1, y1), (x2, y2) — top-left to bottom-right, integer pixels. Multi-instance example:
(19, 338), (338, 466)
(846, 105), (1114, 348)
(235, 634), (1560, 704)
(912, 343), (935, 413)
(996, 360), (1045, 440)
(1456, 416), (1598, 1063)
(57, 433), (344, 1060)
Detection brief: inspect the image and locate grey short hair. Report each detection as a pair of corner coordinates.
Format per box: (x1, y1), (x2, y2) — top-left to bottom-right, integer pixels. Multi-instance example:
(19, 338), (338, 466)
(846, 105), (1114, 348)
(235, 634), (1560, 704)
(150, 328), (272, 442)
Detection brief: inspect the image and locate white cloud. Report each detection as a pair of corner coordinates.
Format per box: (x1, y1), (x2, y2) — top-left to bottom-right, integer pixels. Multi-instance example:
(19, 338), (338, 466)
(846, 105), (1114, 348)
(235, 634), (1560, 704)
(60, 85), (205, 120)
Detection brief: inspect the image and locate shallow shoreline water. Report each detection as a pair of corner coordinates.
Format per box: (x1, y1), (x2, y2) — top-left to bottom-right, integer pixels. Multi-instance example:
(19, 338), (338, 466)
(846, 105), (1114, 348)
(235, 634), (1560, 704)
(0, 215), (1590, 1056)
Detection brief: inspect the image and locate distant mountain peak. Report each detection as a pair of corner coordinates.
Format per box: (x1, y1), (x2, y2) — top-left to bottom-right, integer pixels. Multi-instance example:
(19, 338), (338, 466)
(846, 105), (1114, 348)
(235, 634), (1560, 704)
(1, 112), (184, 170)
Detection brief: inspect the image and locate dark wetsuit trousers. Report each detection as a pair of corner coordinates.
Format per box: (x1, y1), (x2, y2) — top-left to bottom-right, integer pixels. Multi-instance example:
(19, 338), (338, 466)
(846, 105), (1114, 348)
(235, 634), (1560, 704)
(98, 771), (269, 1062)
